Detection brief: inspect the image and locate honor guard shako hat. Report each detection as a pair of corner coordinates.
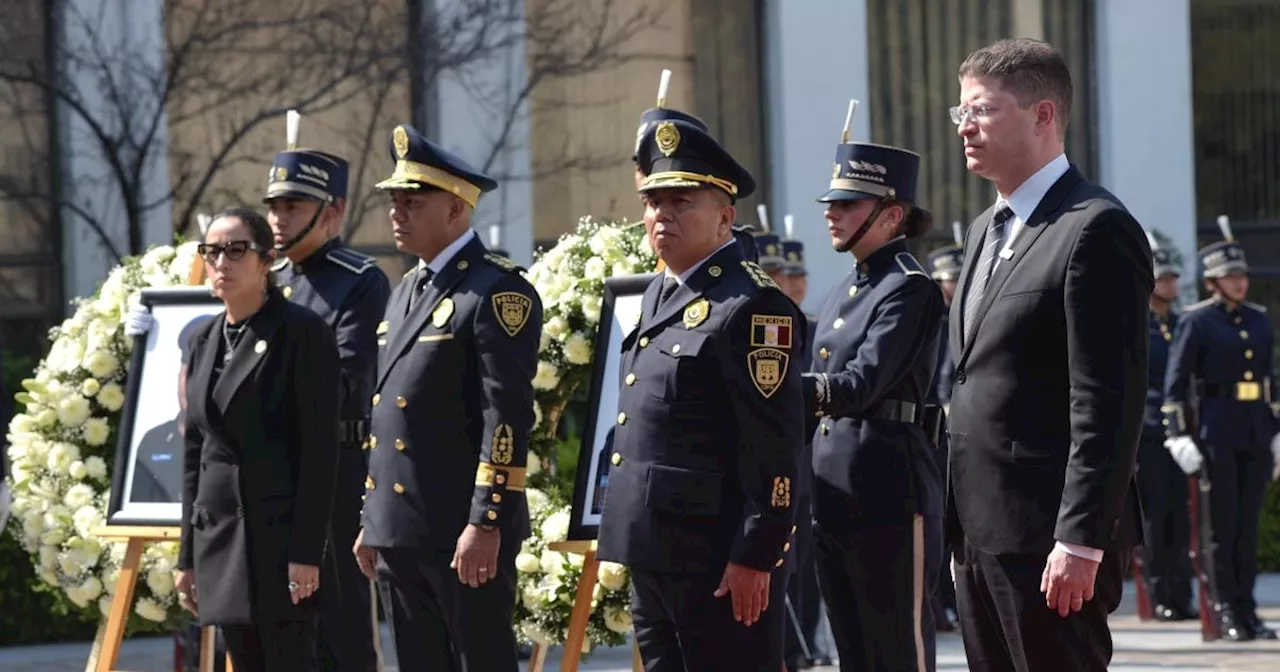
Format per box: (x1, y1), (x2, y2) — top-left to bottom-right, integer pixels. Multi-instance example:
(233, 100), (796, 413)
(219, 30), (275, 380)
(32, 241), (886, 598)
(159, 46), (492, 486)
(753, 204), (785, 272)
(783, 240), (807, 277)
(375, 124), (498, 207)
(1144, 229), (1180, 279)
(264, 110), (349, 204)
(1199, 215), (1247, 279)
(928, 221), (966, 282)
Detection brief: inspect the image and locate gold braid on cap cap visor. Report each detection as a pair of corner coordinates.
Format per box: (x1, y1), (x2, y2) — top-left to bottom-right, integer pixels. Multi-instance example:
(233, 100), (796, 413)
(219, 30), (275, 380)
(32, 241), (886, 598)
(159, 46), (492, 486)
(828, 177), (896, 198)
(640, 171), (738, 196)
(265, 181), (334, 203)
(375, 159), (483, 207)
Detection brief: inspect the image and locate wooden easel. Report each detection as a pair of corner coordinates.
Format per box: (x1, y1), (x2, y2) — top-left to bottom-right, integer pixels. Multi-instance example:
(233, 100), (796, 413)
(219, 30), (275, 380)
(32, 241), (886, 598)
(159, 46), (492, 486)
(89, 526), (230, 672)
(528, 540), (642, 672)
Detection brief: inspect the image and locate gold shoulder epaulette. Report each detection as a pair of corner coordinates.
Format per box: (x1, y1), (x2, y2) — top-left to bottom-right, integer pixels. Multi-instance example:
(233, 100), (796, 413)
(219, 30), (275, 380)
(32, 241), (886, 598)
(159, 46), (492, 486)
(326, 247), (378, 274)
(1243, 300), (1267, 314)
(894, 252), (927, 278)
(1183, 297), (1218, 313)
(484, 253), (524, 273)
(740, 261), (780, 290)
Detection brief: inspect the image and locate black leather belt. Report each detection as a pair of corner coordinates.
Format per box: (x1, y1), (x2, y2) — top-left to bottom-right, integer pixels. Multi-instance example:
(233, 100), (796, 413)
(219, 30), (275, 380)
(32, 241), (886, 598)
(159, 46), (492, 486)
(868, 400), (919, 424)
(340, 419), (368, 445)
(1199, 380), (1270, 402)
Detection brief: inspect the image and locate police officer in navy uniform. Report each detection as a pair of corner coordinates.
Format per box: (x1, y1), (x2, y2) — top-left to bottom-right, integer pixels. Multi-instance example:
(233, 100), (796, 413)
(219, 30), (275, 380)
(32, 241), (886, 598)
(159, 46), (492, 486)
(352, 124), (542, 671)
(924, 239), (964, 633)
(263, 120), (391, 672)
(597, 117), (805, 671)
(802, 110), (944, 670)
(1162, 220), (1280, 641)
(1136, 235), (1194, 622)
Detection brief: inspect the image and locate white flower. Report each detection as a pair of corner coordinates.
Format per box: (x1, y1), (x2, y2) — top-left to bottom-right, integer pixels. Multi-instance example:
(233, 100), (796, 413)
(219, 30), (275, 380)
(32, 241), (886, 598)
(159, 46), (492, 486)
(603, 604), (634, 633)
(146, 567), (174, 597)
(56, 395), (92, 427)
(9, 412), (38, 436)
(82, 350), (120, 379)
(60, 552), (86, 579)
(515, 553), (541, 574)
(539, 509), (570, 544)
(98, 596), (113, 618)
(79, 576), (104, 601)
(36, 409), (58, 427)
(526, 452), (542, 477)
(539, 549), (566, 577)
(538, 330), (551, 353)
(598, 561), (628, 591)
(68, 460), (89, 480)
(525, 487), (550, 516)
(532, 362), (560, 391)
(47, 442), (81, 472)
(80, 378), (101, 397)
(583, 257), (607, 281)
(85, 456), (108, 480)
(135, 596), (167, 622)
(82, 417), (111, 446)
(543, 316), (567, 340)
(96, 384), (125, 412)
(73, 505), (105, 539)
(38, 545), (59, 571)
(532, 402), (543, 433)
(64, 484), (96, 509)
(610, 261), (633, 278)
(581, 295), (602, 324)
(563, 332), (592, 365)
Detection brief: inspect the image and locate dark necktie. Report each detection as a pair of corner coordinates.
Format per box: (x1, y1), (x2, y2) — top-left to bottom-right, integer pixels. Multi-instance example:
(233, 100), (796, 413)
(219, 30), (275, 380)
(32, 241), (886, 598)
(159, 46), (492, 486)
(656, 276), (679, 311)
(961, 204), (1015, 341)
(411, 267), (434, 307)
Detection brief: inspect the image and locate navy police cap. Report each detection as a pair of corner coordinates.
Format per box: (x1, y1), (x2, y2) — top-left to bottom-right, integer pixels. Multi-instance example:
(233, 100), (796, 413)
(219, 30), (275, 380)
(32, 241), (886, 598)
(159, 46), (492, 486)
(782, 240), (807, 277)
(375, 124), (498, 207)
(927, 245), (965, 282)
(754, 232), (785, 272)
(636, 119), (756, 200)
(265, 149), (349, 203)
(818, 142), (922, 204)
(634, 107), (708, 162)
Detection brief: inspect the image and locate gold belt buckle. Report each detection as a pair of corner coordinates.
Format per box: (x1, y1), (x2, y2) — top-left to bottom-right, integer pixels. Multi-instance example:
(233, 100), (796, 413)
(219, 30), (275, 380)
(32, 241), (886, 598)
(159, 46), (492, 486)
(1236, 381), (1260, 402)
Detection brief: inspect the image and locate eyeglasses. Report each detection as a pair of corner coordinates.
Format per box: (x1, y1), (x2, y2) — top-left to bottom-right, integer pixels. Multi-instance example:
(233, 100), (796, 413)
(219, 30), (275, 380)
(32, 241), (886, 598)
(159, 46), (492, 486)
(197, 240), (262, 263)
(948, 104), (998, 125)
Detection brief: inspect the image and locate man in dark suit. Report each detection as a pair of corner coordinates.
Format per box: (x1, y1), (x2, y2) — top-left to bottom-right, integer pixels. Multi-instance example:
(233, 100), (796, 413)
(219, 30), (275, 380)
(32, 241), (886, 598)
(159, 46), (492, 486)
(1162, 225), (1279, 640)
(264, 115), (391, 672)
(946, 39), (1152, 671)
(597, 117), (804, 671)
(1135, 236), (1194, 623)
(352, 124), (542, 672)
(804, 130), (945, 671)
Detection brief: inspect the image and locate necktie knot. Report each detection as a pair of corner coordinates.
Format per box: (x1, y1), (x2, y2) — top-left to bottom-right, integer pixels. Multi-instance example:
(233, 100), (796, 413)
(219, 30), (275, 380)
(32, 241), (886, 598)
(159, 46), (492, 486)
(412, 267), (434, 303)
(657, 276), (679, 308)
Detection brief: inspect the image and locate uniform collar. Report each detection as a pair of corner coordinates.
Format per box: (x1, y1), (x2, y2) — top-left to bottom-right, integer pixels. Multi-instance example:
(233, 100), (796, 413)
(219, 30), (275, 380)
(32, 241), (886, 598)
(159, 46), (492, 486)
(418, 228), (477, 275)
(1000, 153), (1069, 223)
(855, 237), (908, 278)
(285, 236), (343, 274)
(663, 238), (736, 285)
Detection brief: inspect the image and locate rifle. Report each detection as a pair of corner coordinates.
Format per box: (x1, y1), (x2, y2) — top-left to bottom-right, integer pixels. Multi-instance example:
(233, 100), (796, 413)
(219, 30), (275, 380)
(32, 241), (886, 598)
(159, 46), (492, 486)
(1131, 548), (1155, 621)
(1187, 467), (1221, 641)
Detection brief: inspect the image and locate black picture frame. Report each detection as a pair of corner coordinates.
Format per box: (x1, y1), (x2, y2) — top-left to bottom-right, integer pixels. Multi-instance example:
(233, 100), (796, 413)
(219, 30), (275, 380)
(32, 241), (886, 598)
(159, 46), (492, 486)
(106, 287), (222, 526)
(568, 272), (656, 541)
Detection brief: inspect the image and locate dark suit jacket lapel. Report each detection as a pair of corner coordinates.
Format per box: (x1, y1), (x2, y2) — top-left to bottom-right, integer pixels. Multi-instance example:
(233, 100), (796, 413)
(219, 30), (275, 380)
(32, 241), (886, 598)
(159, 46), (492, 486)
(377, 237), (484, 391)
(212, 294), (284, 415)
(958, 166), (1084, 364)
(186, 322), (219, 439)
(640, 244), (741, 337)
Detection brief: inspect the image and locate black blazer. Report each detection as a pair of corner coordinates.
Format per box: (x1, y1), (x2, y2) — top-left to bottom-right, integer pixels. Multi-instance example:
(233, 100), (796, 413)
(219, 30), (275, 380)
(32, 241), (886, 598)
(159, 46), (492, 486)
(178, 292), (341, 626)
(946, 166), (1152, 558)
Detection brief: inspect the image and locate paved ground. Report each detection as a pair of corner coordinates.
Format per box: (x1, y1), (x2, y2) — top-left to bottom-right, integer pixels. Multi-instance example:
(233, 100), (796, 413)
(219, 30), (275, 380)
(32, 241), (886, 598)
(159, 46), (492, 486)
(3, 575), (1278, 671)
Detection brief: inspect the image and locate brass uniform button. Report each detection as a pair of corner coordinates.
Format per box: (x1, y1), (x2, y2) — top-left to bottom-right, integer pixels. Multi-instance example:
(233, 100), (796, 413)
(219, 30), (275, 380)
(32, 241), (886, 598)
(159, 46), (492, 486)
(783, 542), (791, 552)
(611, 452), (622, 466)
(369, 435), (378, 449)
(457, 260), (469, 270)
(486, 510), (498, 521)
(1246, 349), (1254, 359)
(365, 477), (376, 490)
(672, 344), (681, 354)
(848, 285), (858, 297)
(833, 318), (845, 329)
(819, 348), (830, 360)
(282, 286), (293, 299)
(395, 439), (406, 451)
(496, 474), (507, 485)
(775, 558), (785, 567)
(1240, 330), (1249, 339)
(625, 373), (636, 386)
(396, 396), (408, 408)
(617, 412), (627, 425)
(1245, 371), (1254, 381)
(393, 483), (405, 494)
(791, 525), (798, 534)
(372, 394), (381, 406)
(491, 493), (502, 503)
(708, 265), (722, 277)
(639, 336), (650, 348)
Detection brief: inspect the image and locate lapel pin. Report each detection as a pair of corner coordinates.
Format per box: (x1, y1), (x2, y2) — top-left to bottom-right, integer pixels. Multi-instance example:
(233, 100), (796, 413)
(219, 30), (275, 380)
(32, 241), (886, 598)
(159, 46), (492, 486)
(254, 340), (267, 354)
(999, 248), (1014, 260)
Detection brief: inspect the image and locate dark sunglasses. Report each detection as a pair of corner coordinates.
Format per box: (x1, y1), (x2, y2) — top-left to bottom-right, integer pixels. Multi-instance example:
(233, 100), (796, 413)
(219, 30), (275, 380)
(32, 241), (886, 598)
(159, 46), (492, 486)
(197, 240), (264, 262)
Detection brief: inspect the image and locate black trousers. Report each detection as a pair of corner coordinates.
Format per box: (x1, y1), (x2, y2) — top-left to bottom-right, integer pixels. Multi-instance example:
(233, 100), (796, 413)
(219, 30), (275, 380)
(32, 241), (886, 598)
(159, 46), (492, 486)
(953, 535), (1128, 672)
(1204, 442), (1272, 613)
(814, 515), (940, 672)
(784, 495), (822, 666)
(376, 545), (519, 672)
(631, 564), (790, 672)
(317, 447), (376, 672)
(1135, 433), (1192, 610)
(222, 620), (317, 672)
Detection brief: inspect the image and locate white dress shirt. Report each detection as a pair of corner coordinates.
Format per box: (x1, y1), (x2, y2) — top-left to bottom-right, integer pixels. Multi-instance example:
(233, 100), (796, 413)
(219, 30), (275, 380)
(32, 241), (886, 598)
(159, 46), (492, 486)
(663, 238), (737, 285)
(417, 228), (477, 275)
(990, 153), (1102, 564)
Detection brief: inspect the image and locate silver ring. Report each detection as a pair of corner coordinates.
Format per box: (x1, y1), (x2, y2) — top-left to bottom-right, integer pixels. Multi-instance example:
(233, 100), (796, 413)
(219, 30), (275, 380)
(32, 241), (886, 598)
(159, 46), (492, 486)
(288, 581), (299, 591)
(306, 582), (317, 589)
(479, 567), (489, 573)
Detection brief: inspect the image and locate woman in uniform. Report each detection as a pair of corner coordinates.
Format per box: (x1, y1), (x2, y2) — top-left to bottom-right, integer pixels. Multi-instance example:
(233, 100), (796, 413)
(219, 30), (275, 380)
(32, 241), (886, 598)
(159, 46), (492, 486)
(174, 207), (342, 671)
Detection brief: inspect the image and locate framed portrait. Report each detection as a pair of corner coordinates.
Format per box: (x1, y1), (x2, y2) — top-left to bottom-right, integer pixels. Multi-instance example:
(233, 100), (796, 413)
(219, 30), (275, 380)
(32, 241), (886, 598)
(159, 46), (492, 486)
(107, 287), (222, 526)
(568, 272), (656, 541)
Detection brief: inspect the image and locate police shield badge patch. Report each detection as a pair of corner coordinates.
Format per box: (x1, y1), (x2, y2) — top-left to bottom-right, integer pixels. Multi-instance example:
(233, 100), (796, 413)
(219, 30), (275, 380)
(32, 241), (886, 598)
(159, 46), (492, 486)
(748, 347), (789, 398)
(492, 292), (532, 337)
(432, 298), (454, 328)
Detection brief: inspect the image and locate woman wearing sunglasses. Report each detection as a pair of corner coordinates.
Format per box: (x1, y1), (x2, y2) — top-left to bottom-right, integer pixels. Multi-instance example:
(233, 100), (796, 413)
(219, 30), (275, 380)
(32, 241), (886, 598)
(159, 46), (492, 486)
(163, 208), (341, 671)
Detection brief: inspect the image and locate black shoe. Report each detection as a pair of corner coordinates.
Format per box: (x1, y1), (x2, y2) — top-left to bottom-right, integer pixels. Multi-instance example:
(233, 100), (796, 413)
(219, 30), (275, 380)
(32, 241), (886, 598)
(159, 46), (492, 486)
(1220, 607), (1255, 642)
(1243, 612), (1278, 640)
(1154, 604), (1197, 622)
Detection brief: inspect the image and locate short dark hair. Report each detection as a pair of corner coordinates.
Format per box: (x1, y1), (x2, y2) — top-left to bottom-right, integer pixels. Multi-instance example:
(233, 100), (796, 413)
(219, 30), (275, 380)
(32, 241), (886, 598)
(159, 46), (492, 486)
(958, 38), (1073, 134)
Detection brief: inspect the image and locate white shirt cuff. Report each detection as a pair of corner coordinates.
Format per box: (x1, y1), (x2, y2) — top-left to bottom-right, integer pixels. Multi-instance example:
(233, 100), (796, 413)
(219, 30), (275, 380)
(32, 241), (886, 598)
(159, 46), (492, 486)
(1055, 540), (1104, 563)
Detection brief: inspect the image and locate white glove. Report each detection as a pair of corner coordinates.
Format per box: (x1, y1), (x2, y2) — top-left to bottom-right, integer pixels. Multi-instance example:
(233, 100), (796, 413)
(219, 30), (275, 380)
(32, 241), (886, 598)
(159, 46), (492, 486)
(1164, 435), (1203, 475)
(124, 300), (155, 337)
(0, 481), (11, 532)
(1270, 433), (1280, 482)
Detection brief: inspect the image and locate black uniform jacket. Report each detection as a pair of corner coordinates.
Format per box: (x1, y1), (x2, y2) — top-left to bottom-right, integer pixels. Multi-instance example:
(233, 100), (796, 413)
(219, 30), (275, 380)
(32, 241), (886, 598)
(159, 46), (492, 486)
(361, 235), (542, 556)
(178, 293), (342, 626)
(946, 166), (1152, 557)
(596, 243), (806, 575)
(1162, 296), (1278, 448)
(807, 240), (944, 528)
(274, 238), (391, 428)
(1144, 308), (1177, 435)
